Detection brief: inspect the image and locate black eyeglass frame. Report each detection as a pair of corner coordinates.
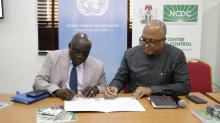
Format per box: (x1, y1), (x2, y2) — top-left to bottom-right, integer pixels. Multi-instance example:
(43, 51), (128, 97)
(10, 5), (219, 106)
(139, 36), (165, 47)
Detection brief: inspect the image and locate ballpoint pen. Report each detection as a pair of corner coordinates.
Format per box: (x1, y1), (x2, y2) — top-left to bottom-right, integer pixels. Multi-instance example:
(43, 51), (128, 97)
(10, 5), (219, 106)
(66, 82), (84, 98)
(106, 82), (117, 98)
(66, 82), (71, 89)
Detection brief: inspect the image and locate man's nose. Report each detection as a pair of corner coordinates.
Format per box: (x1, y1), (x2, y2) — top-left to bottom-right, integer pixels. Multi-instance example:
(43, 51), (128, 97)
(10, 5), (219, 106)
(77, 53), (84, 58)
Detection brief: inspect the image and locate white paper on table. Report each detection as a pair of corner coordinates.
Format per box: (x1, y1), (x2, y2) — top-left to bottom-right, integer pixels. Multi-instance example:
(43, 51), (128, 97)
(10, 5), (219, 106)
(64, 97), (146, 113)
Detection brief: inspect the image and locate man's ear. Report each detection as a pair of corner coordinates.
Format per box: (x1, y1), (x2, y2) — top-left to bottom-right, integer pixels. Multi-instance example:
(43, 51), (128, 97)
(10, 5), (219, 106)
(163, 37), (167, 42)
(68, 43), (71, 49)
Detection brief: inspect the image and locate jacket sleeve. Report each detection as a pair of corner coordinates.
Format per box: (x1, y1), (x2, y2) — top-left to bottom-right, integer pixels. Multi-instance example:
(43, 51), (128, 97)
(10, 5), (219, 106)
(33, 53), (60, 94)
(97, 65), (107, 93)
(110, 51), (130, 92)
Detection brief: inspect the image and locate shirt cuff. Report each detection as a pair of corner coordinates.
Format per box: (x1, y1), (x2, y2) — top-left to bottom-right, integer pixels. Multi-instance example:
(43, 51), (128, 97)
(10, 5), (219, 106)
(96, 86), (105, 94)
(94, 86), (99, 93)
(46, 84), (60, 94)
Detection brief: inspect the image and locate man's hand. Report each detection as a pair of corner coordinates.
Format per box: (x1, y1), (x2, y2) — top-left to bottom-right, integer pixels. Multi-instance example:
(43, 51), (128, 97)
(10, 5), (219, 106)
(82, 86), (99, 98)
(132, 87), (152, 99)
(53, 88), (76, 100)
(104, 86), (118, 98)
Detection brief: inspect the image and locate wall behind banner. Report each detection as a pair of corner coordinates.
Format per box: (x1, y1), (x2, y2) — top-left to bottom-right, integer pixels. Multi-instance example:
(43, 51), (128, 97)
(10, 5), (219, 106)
(0, 0), (44, 93)
(0, 0), (219, 93)
(201, 0), (220, 88)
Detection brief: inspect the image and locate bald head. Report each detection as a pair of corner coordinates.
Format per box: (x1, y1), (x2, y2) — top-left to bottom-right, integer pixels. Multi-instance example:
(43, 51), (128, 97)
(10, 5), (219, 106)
(141, 19), (167, 55)
(69, 32), (92, 65)
(143, 19), (166, 39)
(69, 32), (92, 48)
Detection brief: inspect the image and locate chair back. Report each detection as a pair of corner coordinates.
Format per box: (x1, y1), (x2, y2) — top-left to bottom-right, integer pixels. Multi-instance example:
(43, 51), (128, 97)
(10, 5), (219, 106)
(187, 59), (212, 93)
(124, 85), (128, 93)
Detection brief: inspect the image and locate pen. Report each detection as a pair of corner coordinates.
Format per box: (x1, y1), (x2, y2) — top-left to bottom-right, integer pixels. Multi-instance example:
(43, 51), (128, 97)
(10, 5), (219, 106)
(66, 82), (71, 89)
(66, 82), (81, 99)
(79, 89), (84, 94)
(106, 82), (117, 97)
(66, 82), (84, 92)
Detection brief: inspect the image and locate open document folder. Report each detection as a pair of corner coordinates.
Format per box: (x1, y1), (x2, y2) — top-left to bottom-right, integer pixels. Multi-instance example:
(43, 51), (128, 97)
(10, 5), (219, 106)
(64, 97), (145, 113)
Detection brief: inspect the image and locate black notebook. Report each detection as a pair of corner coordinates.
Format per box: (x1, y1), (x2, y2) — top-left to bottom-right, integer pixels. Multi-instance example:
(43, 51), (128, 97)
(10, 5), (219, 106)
(148, 95), (177, 109)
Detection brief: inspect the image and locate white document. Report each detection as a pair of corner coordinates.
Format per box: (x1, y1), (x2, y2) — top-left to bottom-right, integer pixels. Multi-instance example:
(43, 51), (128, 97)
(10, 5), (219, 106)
(0, 101), (13, 110)
(64, 97), (145, 113)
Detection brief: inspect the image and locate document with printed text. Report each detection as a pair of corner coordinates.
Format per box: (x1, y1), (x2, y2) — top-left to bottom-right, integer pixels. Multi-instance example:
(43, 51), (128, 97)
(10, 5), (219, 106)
(64, 97), (145, 113)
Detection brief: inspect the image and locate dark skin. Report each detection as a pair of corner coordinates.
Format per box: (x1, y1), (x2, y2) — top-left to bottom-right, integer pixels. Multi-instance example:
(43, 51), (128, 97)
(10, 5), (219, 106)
(54, 33), (99, 100)
(54, 88), (75, 100)
(82, 86), (99, 98)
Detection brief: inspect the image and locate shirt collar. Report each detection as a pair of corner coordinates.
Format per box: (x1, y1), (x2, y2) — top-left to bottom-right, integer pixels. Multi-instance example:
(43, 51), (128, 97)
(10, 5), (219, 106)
(70, 60), (84, 68)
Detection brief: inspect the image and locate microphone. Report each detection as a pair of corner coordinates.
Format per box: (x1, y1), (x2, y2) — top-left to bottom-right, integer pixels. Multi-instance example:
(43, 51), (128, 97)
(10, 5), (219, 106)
(162, 90), (187, 108)
(170, 94), (187, 108)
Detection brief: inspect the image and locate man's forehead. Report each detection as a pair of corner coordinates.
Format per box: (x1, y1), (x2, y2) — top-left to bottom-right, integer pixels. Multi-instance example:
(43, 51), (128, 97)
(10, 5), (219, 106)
(143, 24), (164, 37)
(72, 39), (89, 46)
(71, 41), (90, 50)
(145, 22), (162, 31)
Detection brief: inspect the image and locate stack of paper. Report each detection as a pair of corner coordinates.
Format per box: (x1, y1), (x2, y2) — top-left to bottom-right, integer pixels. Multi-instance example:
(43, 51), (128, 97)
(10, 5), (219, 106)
(37, 106), (77, 123)
(192, 110), (220, 123)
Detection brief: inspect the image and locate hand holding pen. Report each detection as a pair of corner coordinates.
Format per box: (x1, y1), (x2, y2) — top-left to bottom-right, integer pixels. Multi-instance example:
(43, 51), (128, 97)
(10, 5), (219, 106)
(104, 85), (118, 98)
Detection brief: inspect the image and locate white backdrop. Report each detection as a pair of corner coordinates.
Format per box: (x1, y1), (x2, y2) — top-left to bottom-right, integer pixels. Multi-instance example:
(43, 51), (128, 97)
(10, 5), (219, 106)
(132, 0), (203, 60)
(0, 0), (3, 17)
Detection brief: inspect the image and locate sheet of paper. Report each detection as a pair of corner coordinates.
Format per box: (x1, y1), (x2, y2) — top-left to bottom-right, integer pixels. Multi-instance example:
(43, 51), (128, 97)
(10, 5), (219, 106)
(64, 97), (145, 112)
(0, 101), (13, 110)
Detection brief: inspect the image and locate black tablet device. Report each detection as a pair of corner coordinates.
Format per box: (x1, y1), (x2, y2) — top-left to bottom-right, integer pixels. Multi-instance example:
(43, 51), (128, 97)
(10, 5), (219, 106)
(26, 90), (48, 98)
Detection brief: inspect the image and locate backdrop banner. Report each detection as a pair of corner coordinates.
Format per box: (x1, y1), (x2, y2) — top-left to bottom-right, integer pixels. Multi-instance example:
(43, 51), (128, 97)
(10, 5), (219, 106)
(59, 0), (127, 81)
(132, 0), (203, 59)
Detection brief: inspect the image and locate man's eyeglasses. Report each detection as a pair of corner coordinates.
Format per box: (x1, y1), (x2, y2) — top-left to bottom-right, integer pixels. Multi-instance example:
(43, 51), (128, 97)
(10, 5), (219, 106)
(139, 36), (164, 47)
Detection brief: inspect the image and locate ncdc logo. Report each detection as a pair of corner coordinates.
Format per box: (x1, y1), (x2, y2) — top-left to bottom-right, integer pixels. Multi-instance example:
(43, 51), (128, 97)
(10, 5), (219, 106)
(76, 0), (109, 16)
(170, 11), (192, 17)
(163, 5), (198, 22)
